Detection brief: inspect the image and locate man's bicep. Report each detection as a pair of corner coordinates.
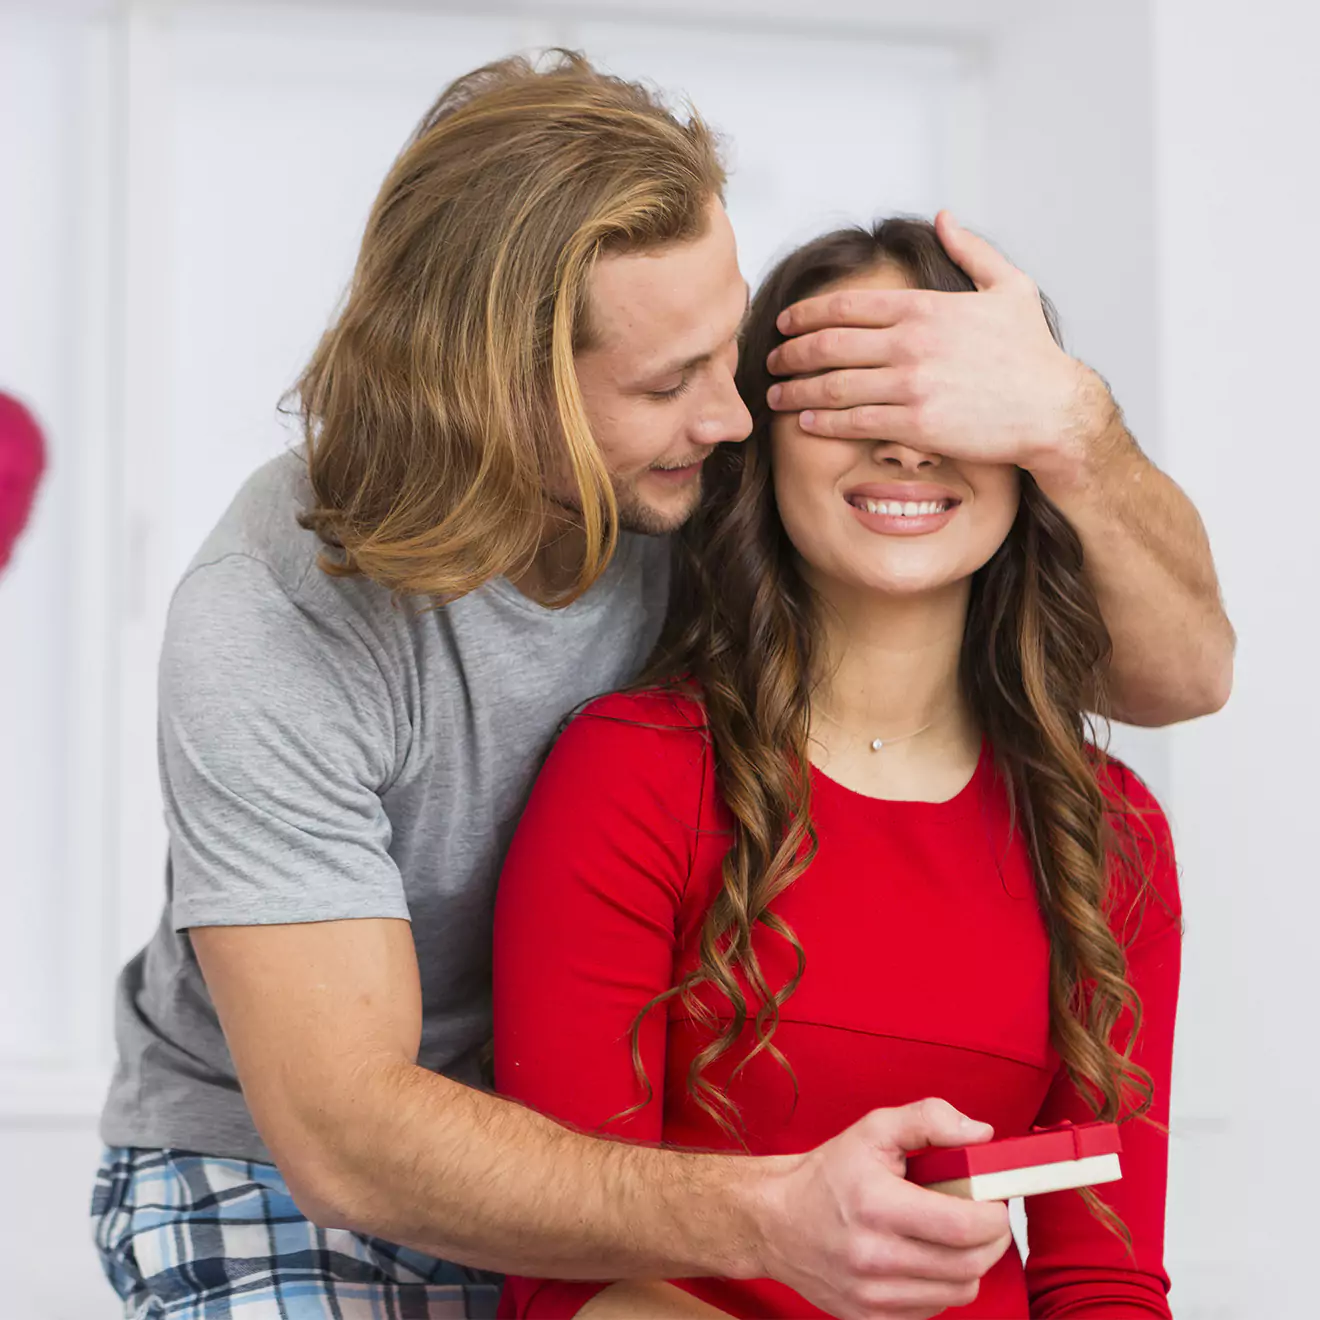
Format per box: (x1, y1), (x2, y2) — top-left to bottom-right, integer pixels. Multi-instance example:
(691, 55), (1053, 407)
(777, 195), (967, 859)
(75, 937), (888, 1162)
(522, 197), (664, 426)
(191, 917), (422, 1194)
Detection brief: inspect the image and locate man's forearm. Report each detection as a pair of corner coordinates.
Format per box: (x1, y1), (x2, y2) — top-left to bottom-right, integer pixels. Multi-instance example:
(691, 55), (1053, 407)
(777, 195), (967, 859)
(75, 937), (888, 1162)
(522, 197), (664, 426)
(291, 1057), (777, 1281)
(1031, 377), (1234, 726)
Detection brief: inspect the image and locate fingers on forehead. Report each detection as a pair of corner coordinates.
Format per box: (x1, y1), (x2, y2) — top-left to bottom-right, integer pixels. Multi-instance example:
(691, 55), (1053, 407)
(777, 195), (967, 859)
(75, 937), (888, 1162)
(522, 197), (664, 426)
(772, 326), (893, 370)
(783, 288), (911, 331)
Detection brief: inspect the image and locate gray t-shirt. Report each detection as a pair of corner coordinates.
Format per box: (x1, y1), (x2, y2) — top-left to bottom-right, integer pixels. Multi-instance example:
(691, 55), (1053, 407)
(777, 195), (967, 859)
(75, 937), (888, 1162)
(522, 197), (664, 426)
(100, 451), (670, 1160)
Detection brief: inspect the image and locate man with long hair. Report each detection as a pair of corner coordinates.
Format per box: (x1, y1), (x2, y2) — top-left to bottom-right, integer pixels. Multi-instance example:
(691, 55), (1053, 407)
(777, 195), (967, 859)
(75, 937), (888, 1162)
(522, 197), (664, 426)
(92, 53), (1231, 1320)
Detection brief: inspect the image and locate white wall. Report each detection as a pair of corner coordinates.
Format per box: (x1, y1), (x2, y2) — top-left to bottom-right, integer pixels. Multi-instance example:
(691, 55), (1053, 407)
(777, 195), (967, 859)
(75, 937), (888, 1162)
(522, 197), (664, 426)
(2, 1), (1303, 1316)
(1154, 2), (1320, 1315)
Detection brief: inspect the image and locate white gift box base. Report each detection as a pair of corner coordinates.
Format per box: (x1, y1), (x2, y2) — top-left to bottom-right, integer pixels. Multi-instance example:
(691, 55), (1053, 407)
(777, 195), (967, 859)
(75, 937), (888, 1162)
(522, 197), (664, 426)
(925, 1152), (1123, 1201)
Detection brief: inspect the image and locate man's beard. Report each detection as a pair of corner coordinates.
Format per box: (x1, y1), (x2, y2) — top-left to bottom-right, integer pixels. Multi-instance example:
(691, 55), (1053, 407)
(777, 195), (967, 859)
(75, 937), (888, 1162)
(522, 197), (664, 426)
(548, 472), (701, 538)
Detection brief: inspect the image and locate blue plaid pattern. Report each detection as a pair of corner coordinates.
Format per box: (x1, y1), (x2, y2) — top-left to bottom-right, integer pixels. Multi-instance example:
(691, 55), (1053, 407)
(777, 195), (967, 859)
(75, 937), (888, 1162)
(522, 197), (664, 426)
(91, 1147), (502, 1319)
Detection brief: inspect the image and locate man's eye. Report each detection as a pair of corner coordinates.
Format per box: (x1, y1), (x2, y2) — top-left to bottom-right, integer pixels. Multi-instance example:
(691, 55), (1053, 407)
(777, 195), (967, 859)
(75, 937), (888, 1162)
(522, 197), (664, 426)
(649, 377), (692, 401)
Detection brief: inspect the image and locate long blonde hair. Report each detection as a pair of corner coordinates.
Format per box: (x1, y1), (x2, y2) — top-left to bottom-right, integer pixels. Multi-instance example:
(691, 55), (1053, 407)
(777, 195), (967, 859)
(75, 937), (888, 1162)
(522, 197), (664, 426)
(296, 50), (725, 604)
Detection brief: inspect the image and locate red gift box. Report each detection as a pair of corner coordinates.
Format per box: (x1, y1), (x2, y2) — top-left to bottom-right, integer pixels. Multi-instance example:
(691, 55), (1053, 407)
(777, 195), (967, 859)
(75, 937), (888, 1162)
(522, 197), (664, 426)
(906, 1120), (1123, 1201)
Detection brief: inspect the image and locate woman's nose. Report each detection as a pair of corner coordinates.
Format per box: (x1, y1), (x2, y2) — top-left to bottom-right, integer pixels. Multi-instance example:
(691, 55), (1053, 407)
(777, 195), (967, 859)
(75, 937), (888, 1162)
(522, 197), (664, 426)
(872, 441), (942, 470)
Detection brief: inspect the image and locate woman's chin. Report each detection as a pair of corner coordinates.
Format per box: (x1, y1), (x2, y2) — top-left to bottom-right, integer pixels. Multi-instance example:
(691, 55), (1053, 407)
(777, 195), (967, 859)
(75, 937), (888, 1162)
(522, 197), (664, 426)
(822, 562), (969, 600)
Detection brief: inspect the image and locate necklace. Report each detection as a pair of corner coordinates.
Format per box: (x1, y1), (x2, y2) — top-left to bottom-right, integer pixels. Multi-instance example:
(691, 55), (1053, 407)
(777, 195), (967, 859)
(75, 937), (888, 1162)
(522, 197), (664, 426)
(812, 702), (948, 753)
(866, 720), (935, 753)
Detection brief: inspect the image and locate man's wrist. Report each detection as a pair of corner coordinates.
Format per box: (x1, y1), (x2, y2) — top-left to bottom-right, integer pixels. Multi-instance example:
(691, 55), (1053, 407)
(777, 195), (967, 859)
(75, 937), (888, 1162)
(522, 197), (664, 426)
(702, 1151), (799, 1282)
(1028, 364), (1142, 503)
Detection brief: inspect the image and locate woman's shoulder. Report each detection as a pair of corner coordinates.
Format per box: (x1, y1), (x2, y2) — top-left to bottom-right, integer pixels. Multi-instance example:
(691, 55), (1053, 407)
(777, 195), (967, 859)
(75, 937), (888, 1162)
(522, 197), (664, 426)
(507, 686), (715, 898)
(1093, 753), (1170, 841)
(574, 684), (709, 736)
(542, 684), (713, 800)
(1092, 751), (1183, 930)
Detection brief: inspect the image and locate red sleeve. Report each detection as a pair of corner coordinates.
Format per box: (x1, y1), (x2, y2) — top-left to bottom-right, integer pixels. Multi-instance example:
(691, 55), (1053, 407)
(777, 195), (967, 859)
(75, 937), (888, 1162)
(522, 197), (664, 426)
(492, 692), (709, 1320)
(1026, 762), (1183, 1317)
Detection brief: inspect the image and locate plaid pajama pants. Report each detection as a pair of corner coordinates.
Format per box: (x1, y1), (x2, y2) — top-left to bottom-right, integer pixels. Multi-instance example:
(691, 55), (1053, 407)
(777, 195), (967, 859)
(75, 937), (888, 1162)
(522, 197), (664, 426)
(91, 1148), (503, 1319)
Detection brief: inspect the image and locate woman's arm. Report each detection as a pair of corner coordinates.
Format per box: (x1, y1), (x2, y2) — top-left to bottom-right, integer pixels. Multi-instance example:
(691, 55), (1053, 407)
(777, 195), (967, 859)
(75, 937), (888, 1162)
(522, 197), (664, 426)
(1025, 766), (1183, 1317)
(494, 694), (716, 1318)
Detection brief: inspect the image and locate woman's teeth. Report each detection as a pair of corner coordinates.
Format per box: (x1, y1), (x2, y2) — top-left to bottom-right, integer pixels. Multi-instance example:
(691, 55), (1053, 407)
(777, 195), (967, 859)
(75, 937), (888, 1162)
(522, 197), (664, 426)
(854, 498), (951, 517)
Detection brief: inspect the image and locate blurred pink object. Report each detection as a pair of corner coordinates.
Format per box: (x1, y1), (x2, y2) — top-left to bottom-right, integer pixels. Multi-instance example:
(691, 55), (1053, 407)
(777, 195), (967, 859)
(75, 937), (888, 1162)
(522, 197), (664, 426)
(0, 392), (46, 572)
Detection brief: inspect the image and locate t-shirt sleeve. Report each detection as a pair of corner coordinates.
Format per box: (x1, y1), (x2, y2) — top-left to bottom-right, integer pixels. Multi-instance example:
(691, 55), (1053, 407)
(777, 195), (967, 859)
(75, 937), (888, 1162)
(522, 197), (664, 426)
(161, 553), (408, 930)
(1025, 764), (1183, 1317)
(492, 694), (706, 1320)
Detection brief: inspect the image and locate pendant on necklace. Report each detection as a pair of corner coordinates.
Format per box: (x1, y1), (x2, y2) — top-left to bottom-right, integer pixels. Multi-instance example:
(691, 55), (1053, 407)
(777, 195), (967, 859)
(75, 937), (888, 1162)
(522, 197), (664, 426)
(870, 739), (884, 752)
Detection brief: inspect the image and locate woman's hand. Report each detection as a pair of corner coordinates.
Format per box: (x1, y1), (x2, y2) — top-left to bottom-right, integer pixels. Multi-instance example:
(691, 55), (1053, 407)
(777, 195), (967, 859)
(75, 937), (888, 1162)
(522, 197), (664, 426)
(750, 1097), (1014, 1320)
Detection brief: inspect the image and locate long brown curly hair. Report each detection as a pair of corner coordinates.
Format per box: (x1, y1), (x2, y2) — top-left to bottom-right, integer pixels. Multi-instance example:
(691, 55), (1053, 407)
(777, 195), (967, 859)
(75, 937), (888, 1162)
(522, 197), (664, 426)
(635, 220), (1157, 1215)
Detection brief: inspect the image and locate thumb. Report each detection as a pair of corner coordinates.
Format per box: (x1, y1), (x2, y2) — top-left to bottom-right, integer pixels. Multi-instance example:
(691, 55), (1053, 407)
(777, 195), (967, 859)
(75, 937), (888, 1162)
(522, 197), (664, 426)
(934, 210), (1018, 291)
(865, 1097), (994, 1163)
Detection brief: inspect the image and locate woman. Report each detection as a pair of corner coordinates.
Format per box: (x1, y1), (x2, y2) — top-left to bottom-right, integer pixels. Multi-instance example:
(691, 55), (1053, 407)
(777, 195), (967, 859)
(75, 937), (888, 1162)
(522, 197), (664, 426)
(492, 219), (1180, 1318)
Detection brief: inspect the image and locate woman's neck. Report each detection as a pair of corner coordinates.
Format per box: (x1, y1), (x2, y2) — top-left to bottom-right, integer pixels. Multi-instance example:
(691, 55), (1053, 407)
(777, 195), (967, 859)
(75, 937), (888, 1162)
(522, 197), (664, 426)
(806, 572), (983, 803)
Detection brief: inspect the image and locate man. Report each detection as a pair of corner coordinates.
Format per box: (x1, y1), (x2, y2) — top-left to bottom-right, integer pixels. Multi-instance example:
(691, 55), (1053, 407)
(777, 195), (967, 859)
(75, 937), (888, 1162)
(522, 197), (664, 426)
(92, 52), (1231, 1320)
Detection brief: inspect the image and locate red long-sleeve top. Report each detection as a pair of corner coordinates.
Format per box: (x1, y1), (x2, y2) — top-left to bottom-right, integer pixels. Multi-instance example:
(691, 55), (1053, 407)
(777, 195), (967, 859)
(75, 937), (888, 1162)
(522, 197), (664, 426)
(493, 690), (1180, 1319)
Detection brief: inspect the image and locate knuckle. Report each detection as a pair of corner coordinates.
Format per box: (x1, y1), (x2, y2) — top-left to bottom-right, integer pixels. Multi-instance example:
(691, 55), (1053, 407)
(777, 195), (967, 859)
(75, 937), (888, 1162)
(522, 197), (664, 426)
(824, 372), (849, 404)
(860, 406), (887, 433)
(948, 1279), (981, 1307)
(947, 1249), (983, 1282)
(942, 1217), (979, 1251)
(916, 1095), (952, 1122)
(902, 325), (934, 360)
(856, 1283), (895, 1315)
(843, 1234), (883, 1277)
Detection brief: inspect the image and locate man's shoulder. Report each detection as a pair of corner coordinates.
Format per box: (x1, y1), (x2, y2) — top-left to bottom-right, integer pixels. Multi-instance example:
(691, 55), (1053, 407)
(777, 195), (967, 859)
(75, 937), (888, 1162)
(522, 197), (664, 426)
(184, 450), (321, 591)
(177, 450), (392, 624)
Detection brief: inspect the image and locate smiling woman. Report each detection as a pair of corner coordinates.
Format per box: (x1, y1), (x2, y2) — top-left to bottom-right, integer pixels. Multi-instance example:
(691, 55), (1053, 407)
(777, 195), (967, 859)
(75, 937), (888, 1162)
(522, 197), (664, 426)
(770, 258), (1022, 598)
(494, 218), (1181, 1319)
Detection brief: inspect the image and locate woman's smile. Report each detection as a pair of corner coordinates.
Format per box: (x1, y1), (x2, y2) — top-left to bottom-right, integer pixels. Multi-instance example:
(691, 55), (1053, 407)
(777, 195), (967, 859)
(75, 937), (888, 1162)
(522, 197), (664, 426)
(843, 480), (963, 537)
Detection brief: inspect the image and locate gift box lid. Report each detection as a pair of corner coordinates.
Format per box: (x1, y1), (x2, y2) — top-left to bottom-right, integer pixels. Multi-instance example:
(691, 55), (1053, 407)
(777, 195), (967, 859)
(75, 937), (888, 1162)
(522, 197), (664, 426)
(905, 1120), (1122, 1186)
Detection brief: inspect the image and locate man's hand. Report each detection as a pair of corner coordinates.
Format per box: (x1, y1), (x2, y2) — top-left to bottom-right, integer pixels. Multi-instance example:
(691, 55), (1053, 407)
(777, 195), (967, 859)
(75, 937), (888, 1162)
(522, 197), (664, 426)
(765, 210), (1234, 724)
(765, 210), (1117, 491)
(194, 920), (1011, 1313)
(752, 1098), (1014, 1320)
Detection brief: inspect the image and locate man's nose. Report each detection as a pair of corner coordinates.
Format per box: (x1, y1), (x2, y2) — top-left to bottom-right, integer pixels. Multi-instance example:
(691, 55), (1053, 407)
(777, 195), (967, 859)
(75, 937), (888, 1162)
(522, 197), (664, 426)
(693, 379), (753, 447)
